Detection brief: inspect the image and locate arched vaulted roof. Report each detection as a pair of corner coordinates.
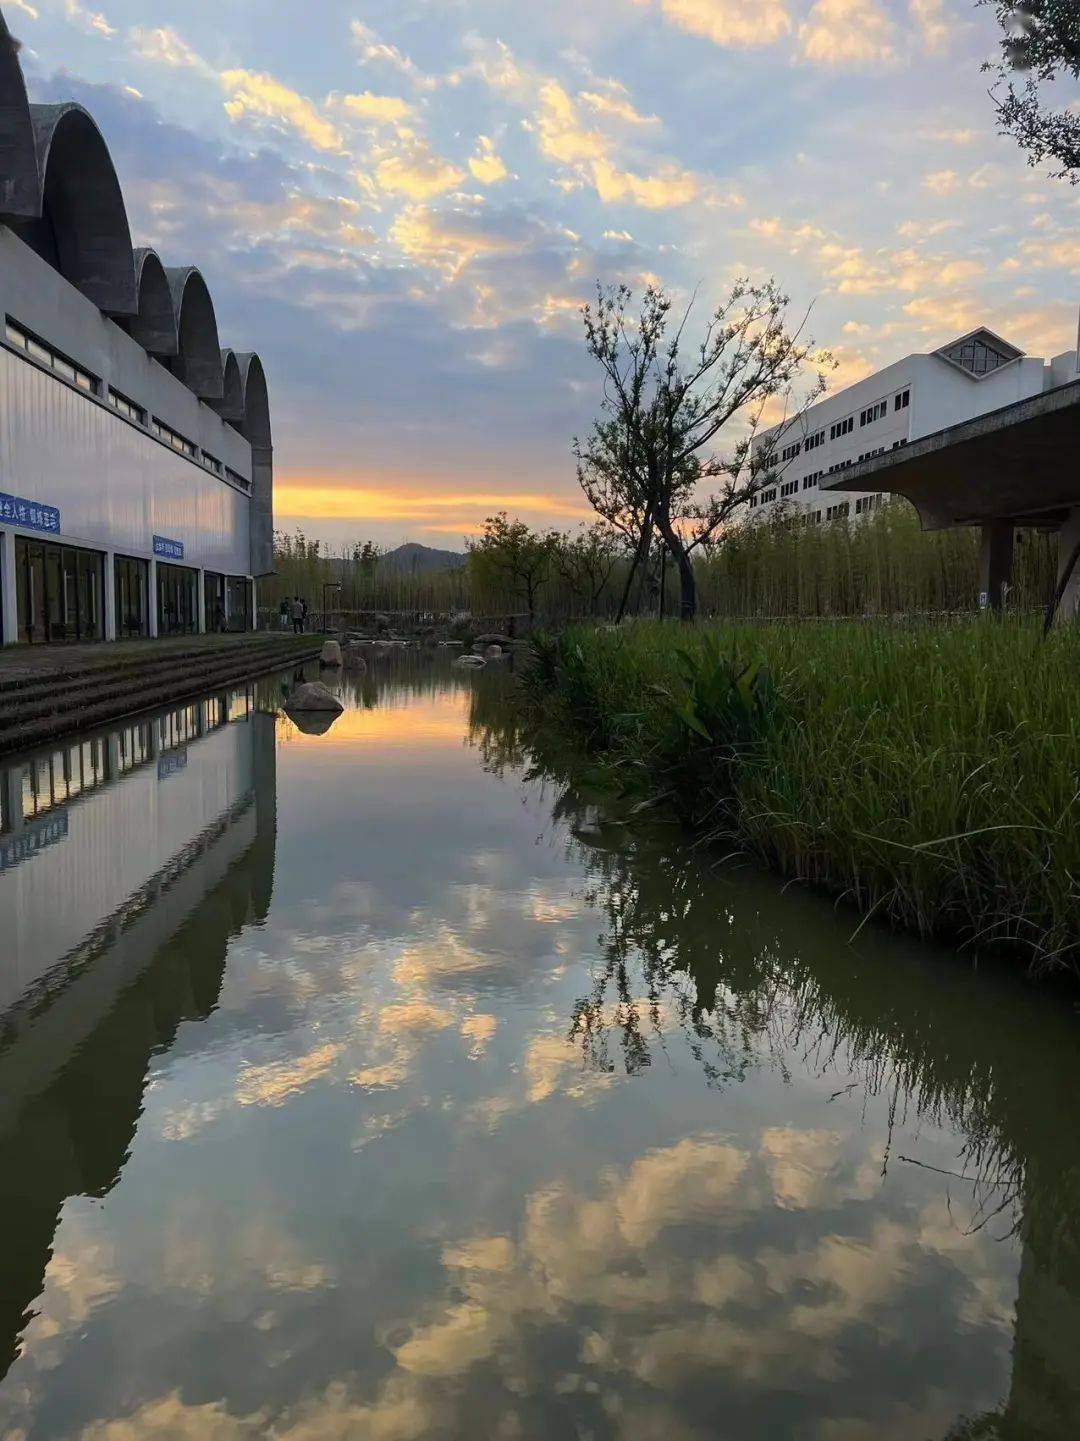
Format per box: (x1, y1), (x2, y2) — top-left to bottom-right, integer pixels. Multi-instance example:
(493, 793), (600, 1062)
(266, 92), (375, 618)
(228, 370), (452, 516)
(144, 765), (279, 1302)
(124, 248), (178, 356)
(212, 349), (245, 422)
(17, 103), (137, 315)
(0, 11), (39, 217)
(164, 266), (223, 400)
(235, 353), (272, 449)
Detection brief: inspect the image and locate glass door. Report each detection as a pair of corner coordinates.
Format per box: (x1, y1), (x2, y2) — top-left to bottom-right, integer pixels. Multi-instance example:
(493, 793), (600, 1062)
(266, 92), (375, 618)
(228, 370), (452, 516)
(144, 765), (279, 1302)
(115, 556), (149, 638)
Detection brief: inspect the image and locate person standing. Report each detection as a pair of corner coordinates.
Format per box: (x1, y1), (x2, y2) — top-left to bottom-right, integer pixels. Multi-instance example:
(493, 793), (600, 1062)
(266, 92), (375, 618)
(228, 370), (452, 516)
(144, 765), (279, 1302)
(291, 596), (305, 634)
(279, 598), (290, 631)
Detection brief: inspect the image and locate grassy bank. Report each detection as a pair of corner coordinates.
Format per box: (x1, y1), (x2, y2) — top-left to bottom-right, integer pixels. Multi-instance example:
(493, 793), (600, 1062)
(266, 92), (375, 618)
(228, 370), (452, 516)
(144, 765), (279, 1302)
(522, 620), (1080, 972)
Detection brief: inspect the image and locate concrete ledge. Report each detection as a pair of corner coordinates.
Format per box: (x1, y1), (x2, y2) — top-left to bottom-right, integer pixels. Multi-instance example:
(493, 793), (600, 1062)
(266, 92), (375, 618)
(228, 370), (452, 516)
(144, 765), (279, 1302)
(0, 634), (321, 754)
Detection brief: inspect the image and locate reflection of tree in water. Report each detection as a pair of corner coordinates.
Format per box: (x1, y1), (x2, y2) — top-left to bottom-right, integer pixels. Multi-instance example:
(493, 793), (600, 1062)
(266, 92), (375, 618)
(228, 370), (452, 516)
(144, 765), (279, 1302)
(468, 695), (1080, 1441)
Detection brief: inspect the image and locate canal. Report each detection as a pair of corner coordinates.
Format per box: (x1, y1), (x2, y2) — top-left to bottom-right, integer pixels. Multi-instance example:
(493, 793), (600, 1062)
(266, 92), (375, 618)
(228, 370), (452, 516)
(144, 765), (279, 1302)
(0, 653), (1076, 1440)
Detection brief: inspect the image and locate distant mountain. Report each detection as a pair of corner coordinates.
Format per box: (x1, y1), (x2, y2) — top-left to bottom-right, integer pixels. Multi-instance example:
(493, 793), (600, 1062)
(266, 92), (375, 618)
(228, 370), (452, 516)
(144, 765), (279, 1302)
(378, 542), (468, 574)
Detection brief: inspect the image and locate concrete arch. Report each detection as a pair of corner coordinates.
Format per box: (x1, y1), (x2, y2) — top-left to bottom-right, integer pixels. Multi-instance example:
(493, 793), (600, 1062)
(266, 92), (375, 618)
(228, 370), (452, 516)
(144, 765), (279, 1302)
(235, 353), (273, 577)
(18, 103), (137, 315)
(123, 248), (179, 356)
(164, 266), (223, 400)
(0, 11), (39, 218)
(235, 352), (272, 448)
(212, 348), (245, 422)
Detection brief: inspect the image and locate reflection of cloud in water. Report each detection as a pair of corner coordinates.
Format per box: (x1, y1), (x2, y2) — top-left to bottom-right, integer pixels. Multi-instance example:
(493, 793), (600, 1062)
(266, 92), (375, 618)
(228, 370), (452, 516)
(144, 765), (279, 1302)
(378, 1001), (454, 1037)
(235, 1043), (344, 1107)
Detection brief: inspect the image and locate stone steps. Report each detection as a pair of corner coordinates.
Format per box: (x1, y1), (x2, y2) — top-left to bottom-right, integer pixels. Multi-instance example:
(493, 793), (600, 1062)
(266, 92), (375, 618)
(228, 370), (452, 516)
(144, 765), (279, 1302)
(0, 636), (321, 755)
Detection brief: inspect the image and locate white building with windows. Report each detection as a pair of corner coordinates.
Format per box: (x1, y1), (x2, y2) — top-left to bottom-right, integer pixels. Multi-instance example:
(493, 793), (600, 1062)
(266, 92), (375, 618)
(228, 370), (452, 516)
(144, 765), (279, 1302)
(0, 7), (272, 647)
(750, 328), (1079, 524)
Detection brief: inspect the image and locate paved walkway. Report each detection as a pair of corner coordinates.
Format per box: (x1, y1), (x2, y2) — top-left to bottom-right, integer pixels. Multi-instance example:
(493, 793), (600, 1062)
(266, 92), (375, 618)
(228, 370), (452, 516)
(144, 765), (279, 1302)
(0, 632), (318, 685)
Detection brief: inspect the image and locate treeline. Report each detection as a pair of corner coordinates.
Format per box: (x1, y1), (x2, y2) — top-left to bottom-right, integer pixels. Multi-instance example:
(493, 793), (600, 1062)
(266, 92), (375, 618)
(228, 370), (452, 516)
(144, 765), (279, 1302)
(261, 503), (1057, 625)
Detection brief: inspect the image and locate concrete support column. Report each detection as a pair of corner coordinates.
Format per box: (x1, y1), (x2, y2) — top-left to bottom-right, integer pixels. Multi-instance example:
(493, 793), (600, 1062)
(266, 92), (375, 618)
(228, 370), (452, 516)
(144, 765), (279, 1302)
(1, 530), (18, 646)
(103, 550), (117, 641)
(148, 558), (159, 638)
(197, 569), (207, 635)
(1055, 507), (1080, 625)
(250, 576), (257, 633)
(979, 520), (1014, 612)
(222, 580), (232, 629)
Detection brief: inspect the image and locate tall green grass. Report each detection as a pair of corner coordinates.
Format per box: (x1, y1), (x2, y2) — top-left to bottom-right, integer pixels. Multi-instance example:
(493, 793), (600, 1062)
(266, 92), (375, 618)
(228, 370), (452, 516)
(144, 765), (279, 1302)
(696, 501), (1056, 618)
(523, 620), (1080, 971)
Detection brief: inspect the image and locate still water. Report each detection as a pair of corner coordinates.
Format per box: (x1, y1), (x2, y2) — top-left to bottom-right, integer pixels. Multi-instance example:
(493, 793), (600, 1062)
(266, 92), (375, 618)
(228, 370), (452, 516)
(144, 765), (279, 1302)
(0, 654), (1077, 1440)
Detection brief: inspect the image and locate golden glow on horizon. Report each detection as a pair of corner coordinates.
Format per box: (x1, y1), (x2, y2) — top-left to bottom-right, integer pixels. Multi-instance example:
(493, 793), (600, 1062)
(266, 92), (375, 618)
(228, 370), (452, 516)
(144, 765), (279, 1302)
(274, 480), (592, 524)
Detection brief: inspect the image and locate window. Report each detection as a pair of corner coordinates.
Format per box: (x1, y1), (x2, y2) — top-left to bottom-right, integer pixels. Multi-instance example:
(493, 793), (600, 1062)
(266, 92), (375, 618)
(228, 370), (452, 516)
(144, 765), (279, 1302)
(826, 501), (850, 521)
(780, 478), (798, 497)
(761, 487), (777, 504)
(856, 447), (885, 463)
(802, 471), (824, 489)
(829, 416), (854, 440)
(5, 319), (98, 394)
(202, 452), (224, 476)
(894, 388), (910, 411)
(828, 459), (854, 475)
(780, 440), (802, 462)
(808, 510), (822, 525)
(804, 429), (826, 452)
(226, 467), (251, 491)
(855, 494), (882, 515)
(859, 400), (888, 427)
(152, 418), (197, 458)
(748, 495), (758, 509)
(108, 388), (147, 425)
(944, 337), (1012, 376)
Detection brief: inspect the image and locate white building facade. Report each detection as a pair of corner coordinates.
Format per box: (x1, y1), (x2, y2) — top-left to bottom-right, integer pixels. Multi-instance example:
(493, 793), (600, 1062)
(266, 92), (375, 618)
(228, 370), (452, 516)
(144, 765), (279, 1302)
(0, 7), (272, 646)
(751, 328), (1078, 524)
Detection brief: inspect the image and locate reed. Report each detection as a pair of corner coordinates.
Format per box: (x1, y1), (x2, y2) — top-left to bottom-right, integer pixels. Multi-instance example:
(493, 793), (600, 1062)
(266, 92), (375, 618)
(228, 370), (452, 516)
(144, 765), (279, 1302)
(696, 501), (1056, 618)
(523, 618), (1080, 972)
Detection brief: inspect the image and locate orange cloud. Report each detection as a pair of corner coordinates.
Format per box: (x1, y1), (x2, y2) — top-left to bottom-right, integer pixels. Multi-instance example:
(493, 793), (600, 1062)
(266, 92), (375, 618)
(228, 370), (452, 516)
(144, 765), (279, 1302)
(274, 480), (591, 524)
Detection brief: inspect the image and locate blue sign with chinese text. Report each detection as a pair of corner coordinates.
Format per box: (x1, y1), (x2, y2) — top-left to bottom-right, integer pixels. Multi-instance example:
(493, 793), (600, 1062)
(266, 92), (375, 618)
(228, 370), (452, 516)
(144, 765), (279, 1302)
(0, 492), (61, 535)
(0, 811), (69, 872)
(153, 535), (185, 561)
(157, 749), (188, 781)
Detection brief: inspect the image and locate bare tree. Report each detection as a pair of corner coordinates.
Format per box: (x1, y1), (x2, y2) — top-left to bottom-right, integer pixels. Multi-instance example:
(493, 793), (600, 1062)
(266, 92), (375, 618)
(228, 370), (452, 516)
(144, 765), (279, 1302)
(579, 279), (829, 621)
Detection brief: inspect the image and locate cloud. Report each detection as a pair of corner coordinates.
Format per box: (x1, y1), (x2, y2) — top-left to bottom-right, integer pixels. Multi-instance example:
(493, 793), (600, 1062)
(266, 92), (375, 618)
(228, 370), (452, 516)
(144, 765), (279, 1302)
(468, 135), (508, 184)
(128, 25), (210, 72)
(535, 81), (607, 166)
(798, 0), (895, 67)
(592, 158), (697, 208)
(64, 0), (115, 39)
(220, 69), (342, 152)
(923, 168), (959, 195)
(908, 0), (951, 56)
(341, 91), (414, 125)
(368, 132), (465, 198)
(350, 19), (436, 91)
(8, 0), (39, 19)
(649, 0), (793, 48)
(579, 84), (658, 126)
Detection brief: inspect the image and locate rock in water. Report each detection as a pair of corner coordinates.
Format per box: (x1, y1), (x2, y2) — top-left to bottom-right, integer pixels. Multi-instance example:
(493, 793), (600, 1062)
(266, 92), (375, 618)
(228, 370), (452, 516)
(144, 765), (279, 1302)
(342, 644), (368, 672)
(484, 644), (503, 658)
(286, 681), (344, 714)
(320, 639), (343, 666)
(454, 654), (486, 668)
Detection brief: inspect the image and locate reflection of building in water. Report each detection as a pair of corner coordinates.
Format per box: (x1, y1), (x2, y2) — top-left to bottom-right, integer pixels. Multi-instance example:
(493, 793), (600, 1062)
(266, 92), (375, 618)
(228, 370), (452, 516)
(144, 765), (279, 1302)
(0, 693), (277, 1379)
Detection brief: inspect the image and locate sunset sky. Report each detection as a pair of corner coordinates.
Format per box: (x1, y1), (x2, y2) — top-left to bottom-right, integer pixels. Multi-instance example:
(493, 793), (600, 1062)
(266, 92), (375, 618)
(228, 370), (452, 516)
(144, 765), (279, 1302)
(11, 0), (1079, 550)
